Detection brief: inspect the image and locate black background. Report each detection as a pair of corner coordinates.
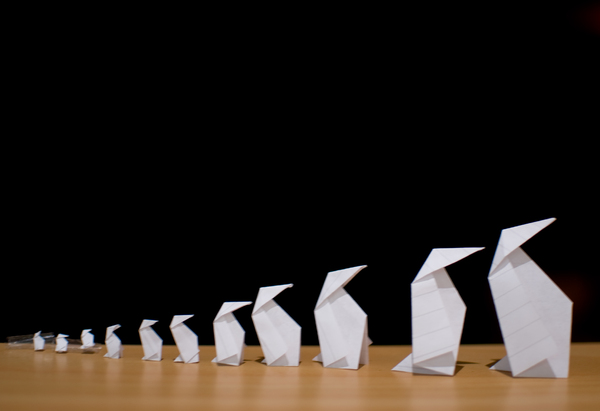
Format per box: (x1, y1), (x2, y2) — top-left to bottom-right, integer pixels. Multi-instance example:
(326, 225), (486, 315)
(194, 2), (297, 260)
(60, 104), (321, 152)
(3, 2), (598, 346)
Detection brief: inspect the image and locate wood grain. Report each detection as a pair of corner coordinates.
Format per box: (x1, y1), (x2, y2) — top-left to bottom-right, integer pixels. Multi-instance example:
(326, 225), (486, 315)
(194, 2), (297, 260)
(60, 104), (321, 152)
(1, 343), (599, 411)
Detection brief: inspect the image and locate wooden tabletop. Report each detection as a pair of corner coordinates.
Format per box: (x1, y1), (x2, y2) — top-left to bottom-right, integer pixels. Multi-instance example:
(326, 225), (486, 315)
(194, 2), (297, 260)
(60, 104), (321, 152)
(1, 343), (599, 410)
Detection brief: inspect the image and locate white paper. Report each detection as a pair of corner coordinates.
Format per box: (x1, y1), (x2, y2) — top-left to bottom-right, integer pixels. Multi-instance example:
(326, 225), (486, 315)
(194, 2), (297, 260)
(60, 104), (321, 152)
(392, 247), (484, 375)
(489, 218), (572, 378)
(212, 301), (252, 366)
(313, 265), (372, 369)
(252, 284), (301, 366)
(81, 329), (95, 348)
(56, 334), (69, 353)
(170, 315), (199, 363)
(139, 319), (162, 361)
(33, 331), (45, 351)
(104, 324), (123, 359)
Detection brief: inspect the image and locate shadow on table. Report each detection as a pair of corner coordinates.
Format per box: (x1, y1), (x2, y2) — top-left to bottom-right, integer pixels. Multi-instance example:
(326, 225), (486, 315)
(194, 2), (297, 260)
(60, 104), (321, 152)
(486, 358), (513, 377)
